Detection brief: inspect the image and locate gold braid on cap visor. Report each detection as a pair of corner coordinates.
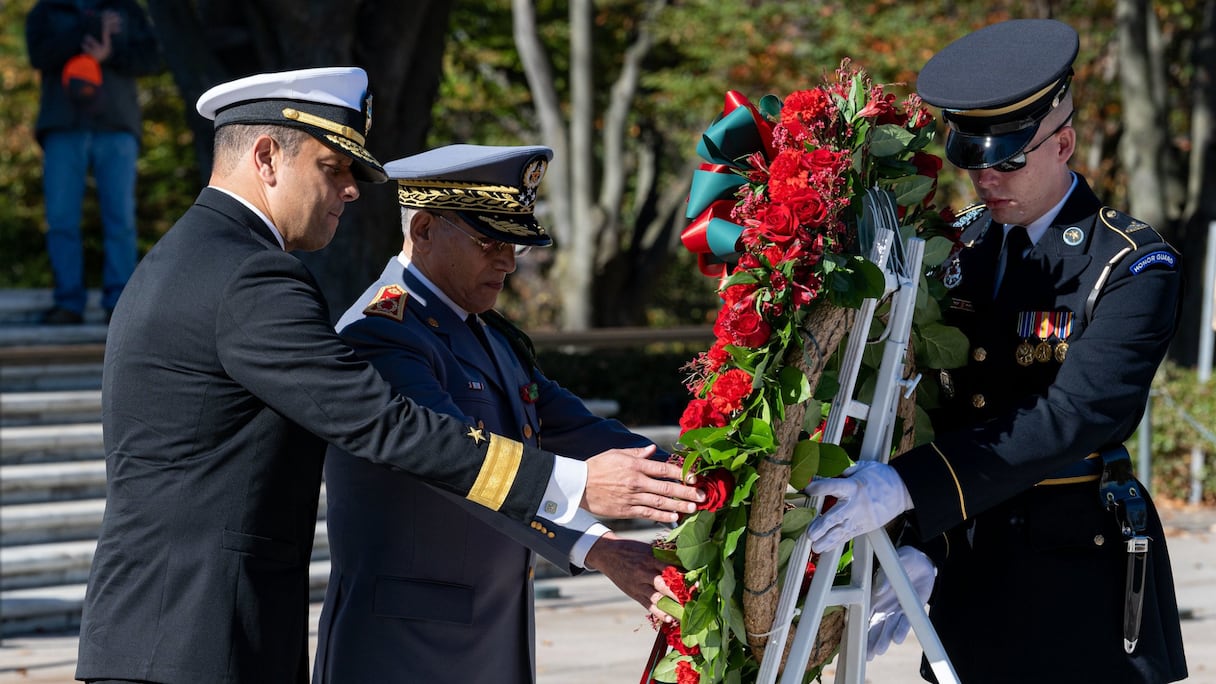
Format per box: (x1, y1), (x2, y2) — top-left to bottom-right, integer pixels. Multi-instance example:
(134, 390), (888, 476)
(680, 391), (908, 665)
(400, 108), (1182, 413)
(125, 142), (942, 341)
(282, 107), (365, 146)
(397, 180), (537, 215)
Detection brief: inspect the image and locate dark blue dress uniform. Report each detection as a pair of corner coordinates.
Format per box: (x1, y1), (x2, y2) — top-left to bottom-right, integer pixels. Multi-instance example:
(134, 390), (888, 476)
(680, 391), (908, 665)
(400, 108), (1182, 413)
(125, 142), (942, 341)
(886, 19), (1188, 683)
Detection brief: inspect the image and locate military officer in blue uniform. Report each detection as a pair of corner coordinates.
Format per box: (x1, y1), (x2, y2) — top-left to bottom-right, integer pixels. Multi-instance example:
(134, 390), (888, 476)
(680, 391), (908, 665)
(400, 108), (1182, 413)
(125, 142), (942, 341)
(805, 19), (1188, 683)
(316, 145), (677, 683)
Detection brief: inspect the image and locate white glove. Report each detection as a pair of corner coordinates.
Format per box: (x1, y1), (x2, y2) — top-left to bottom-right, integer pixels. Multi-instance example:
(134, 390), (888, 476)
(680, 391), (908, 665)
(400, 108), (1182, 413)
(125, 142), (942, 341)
(803, 460), (913, 553)
(867, 546), (935, 660)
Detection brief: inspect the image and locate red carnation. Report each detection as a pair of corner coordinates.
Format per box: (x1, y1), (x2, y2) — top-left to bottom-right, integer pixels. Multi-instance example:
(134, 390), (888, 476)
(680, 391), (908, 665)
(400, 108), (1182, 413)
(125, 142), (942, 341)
(695, 468), (736, 512)
(705, 341), (731, 372)
(676, 660), (701, 684)
(709, 368), (753, 414)
(663, 622), (701, 656)
(662, 566), (695, 604)
(679, 399), (727, 432)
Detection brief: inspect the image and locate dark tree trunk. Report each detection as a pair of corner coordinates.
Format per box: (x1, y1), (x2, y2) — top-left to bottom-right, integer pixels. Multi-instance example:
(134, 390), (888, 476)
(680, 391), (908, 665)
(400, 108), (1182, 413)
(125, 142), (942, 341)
(143, 0), (453, 319)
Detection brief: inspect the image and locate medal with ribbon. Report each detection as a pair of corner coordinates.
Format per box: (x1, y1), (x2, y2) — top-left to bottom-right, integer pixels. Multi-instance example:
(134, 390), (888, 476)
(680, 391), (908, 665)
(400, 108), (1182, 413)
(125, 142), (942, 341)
(1015, 311), (1074, 365)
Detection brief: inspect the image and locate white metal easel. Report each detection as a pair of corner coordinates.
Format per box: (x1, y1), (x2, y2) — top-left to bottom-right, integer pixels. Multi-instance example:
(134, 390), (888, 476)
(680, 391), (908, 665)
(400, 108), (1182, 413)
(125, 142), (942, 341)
(757, 190), (961, 684)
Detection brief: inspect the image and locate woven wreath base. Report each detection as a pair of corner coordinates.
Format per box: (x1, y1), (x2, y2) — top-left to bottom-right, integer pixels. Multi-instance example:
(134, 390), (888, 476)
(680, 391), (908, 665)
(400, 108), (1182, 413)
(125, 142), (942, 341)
(805, 606), (846, 673)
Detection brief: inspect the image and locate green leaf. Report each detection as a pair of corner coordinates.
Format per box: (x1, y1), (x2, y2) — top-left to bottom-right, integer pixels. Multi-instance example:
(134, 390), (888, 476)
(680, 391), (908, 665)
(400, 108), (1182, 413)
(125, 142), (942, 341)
(720, 562), (748, 642)
(650, 652), (680, 682)
(912, 403), (937, 446)
(676, 510), (718, 569)
(921, 235), (955, 268)
(886, 173), (934, 206)
(818, 442), (853, 477)
(777, 364), (812, 405)
(781, 507), (816, 537)
(777, 537), (795, 569)
(915, 321), (970, 369)
(652, 545), (682, 566)
(788, 439), (821, 490)
(722, 505), (749, 557)
(759, 93), (783, 120)
(656, 595), (685, 622)
(869, 123), (916, 157)
(740, 417), (776, 449)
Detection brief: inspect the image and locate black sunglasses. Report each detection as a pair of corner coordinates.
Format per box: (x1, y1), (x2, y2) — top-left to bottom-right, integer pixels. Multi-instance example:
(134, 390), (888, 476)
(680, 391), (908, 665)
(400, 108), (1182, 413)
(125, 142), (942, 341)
(992, 117), (1073, 173)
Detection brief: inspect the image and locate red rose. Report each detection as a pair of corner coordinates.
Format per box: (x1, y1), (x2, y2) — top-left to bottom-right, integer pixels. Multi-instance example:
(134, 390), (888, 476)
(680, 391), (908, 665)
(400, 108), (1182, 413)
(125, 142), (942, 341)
(755, 202), (801, 245)
(721, 282), (757, 307)
(695, 468), (735, 512)
(663, 622), (701, 656)
(679, 399), (727, 432)
(676, 660), (701, 684)
(662, 565), (695, 604)
(911, 151), (943, 206)
(713, 298), (772, 348)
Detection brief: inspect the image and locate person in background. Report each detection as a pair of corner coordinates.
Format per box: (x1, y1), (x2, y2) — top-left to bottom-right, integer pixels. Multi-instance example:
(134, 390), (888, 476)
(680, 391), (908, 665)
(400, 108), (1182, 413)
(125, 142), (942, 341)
(75, 68), (702, 684)
(804, 19), (1188, 683)
(316, 145), (678, 683)
(26, 0), (161, 324)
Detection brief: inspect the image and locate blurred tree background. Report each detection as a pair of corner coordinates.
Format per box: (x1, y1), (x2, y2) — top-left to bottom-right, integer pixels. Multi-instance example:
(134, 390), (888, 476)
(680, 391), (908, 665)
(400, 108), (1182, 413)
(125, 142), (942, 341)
(1, 0), (1211, 500)
(3, 0), (1211, 338)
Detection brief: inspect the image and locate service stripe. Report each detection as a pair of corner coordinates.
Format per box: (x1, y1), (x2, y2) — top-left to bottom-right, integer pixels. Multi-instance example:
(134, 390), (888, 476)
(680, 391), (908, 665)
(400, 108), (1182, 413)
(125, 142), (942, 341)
(467, 434), (523, 511)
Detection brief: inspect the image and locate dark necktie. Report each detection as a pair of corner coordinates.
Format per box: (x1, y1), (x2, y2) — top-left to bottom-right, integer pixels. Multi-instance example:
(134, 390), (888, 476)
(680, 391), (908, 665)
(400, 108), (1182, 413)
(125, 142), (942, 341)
(995, 225), (1031, 304)
(466, 313), (494, 357)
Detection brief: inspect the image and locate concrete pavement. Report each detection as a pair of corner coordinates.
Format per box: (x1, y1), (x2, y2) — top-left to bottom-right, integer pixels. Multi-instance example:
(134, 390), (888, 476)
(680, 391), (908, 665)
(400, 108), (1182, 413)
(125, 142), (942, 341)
(2, 504), (1212, 683)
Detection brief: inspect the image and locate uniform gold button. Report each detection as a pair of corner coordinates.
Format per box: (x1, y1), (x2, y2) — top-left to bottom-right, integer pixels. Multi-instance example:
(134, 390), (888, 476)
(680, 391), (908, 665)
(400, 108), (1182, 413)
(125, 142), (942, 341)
(971, 394), (986, 408)
(523, 424), (533, 439)
(1094, 534), (1105, 546)
(547, 532), (555, 538)
(972, 347), (987, 362)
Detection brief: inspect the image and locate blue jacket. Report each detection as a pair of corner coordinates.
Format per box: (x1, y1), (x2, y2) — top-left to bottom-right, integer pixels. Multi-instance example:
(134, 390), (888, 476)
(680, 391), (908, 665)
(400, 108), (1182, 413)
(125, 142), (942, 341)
(316, 261), (660, 683)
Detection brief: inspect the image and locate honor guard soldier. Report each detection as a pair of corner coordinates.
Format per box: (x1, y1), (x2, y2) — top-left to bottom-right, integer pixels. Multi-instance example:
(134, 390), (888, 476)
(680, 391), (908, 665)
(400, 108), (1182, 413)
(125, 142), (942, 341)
(314, 145), (679, 684)
(76, 71), (701, 684)
(805, 19), (1188, 683)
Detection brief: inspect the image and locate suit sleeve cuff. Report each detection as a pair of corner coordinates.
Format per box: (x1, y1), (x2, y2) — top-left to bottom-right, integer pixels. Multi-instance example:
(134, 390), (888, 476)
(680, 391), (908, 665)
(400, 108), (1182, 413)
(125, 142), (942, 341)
(537, 455), (586, 525)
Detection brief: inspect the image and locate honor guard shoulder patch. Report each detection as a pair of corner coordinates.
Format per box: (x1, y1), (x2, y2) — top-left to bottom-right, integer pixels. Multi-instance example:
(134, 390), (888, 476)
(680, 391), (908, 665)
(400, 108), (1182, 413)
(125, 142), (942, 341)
(1129, 250), (1178, 274)
(363, 284), (408, 321)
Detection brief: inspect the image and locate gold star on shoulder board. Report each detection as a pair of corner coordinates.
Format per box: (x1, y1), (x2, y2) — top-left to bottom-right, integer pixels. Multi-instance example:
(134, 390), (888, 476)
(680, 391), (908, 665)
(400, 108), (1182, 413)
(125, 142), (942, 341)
(466, 426), (486, 445)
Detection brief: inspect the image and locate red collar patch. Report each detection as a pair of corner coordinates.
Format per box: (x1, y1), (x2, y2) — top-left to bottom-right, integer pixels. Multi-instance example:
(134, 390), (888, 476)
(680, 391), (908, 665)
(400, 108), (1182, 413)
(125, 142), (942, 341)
(363, 284), (408, 321)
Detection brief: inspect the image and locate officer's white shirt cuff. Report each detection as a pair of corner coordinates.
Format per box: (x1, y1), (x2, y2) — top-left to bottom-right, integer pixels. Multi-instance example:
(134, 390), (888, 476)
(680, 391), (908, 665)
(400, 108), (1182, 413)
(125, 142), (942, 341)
(569, 516), (610, 569)
(538, 455), (587, 525)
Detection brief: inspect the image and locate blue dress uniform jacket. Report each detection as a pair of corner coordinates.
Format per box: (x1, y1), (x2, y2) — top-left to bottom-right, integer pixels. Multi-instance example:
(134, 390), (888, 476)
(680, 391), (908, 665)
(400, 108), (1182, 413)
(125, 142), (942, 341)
(314, 263), (659, 684)
(890, 177), (1187, 682)
(76, 189), (553, 684)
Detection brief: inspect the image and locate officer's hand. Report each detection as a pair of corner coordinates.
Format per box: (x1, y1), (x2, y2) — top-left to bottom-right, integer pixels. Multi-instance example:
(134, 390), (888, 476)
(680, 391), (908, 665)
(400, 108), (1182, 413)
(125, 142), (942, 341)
(868, 545), (935, 659)
(584, 533), (676, 621)
(583, 446), (703, 523)
(803, 460), (913, 553)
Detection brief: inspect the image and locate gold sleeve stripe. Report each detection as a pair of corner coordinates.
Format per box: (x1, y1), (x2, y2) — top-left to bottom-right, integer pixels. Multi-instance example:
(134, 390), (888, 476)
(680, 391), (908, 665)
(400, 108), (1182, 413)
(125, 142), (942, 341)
(467, 434), (524, 511)
(930, 442), (967, 520)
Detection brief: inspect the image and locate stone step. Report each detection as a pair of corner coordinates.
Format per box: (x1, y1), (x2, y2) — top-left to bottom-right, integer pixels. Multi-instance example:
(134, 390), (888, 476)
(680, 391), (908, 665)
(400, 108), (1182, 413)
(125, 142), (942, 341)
(0, 288), (108, 325)
(0, 422), (104, 465)
(0, 560), (334, 637)
(1, 390), (102, 426)
(0, 460), (108, 504)
(0, 521), (334, 592)
(1, 499), (108, 547)
(0, 362), (105, 393)
(0, 488), (330, 547)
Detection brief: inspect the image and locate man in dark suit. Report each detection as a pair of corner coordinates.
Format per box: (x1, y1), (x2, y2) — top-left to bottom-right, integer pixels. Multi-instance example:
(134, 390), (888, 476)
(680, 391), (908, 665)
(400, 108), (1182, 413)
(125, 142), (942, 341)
(315, 145), (676, 683)
(76, 68), (702, 684)
(804, 19), (1188, 683)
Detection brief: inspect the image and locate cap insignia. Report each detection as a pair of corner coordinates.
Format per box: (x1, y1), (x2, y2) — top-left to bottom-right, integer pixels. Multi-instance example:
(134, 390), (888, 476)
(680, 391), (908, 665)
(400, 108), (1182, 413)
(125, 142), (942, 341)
(520, 157), (547, 206)
(363, 284), (408, 321)
(363, 92), (374, 136)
